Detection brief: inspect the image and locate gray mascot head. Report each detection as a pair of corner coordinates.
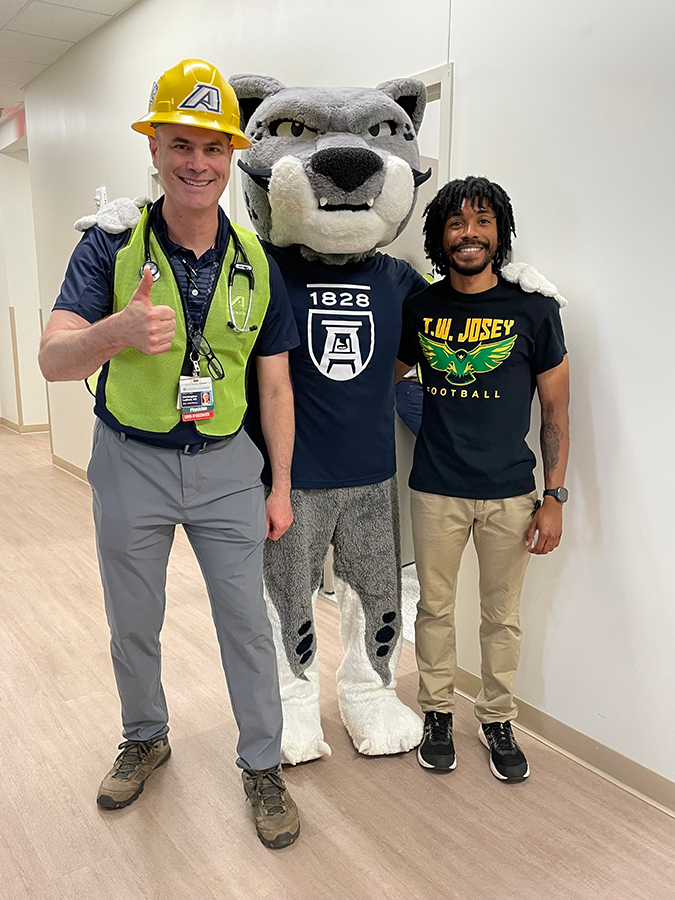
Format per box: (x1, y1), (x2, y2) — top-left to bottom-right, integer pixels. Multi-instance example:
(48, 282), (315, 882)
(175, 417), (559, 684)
(229, 75), (430, 265)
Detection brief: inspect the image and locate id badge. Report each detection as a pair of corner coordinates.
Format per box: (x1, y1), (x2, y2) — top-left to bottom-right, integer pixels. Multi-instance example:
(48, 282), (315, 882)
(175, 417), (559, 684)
(178, 376), (215, 421)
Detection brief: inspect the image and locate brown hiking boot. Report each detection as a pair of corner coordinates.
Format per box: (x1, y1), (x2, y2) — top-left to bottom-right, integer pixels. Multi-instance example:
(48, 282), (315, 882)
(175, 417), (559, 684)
(97, 738), (171, 809)
(242, 765), (300, 849)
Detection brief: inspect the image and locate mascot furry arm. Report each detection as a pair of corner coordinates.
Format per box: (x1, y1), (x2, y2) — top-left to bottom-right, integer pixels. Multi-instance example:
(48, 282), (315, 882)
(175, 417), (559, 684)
(76, 199), (567, 307)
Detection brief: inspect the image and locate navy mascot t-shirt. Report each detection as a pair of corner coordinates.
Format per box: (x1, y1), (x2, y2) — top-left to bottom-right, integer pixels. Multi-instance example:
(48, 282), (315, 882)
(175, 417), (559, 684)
(248, 244), (427, 488)
(398, 276), (566, 500)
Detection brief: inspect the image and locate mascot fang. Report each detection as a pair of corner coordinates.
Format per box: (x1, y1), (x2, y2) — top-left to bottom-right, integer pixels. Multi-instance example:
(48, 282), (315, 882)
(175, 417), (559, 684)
(81, 74), (566, 765)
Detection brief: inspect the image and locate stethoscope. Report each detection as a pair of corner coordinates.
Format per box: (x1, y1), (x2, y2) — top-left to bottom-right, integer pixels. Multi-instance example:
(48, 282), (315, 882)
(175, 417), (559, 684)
(140, 211), (257, 334)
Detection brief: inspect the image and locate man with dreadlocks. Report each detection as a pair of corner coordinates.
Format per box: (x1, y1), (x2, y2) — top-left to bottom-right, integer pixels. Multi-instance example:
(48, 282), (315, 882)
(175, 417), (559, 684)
(396, 176), (569, 782)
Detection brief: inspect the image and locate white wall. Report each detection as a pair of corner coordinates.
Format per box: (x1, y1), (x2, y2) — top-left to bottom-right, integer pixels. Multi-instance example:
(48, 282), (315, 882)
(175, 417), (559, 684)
(23, 0), (675, 782)
(450, 0), (675, 781)
(0, 198), (17, 424)
(0, 152), (48, 428)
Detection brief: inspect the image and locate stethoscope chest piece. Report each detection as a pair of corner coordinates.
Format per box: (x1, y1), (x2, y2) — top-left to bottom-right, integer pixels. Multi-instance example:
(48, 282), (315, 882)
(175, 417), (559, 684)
(140, 260), (161, 282)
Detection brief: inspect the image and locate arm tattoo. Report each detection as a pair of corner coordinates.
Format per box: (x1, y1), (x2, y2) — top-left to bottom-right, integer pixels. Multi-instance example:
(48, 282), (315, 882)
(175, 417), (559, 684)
(541, 422), (563, 474)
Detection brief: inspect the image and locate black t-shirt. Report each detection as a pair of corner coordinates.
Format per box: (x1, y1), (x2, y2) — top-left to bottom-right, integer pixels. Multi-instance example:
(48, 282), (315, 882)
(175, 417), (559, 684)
(398, 276), (566, 499)
(248, 244), (427, 488)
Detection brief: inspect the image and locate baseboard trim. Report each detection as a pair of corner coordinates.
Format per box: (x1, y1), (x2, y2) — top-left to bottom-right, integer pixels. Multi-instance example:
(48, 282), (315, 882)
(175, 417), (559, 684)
(52, 455), (88, 484)
(454, 666), (675, 819)
(326, 594), (675, 816)
(0, 418), (50, 434)
(9, 306), (24, 427)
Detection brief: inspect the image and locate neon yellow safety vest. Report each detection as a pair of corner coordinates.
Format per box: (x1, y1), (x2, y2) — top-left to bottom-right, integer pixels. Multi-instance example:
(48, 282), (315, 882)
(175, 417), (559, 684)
(90, 206), (270, 438)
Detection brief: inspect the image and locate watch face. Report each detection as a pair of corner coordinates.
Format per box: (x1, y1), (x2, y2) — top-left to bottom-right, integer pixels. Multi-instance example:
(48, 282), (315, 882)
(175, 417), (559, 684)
(556, 487), (569, 502)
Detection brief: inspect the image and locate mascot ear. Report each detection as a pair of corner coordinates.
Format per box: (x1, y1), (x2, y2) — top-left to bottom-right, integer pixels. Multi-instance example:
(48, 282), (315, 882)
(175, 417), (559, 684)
(375, 78), (427, 134)
(229, 74), (286, 130)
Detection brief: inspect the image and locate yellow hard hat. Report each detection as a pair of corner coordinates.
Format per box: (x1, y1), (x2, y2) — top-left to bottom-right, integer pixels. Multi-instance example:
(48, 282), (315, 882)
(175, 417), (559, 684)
(132, 59), (250, 149)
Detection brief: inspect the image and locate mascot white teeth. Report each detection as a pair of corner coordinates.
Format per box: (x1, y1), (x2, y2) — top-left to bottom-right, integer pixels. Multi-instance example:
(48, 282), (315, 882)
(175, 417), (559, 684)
(82, 74), (565, 765)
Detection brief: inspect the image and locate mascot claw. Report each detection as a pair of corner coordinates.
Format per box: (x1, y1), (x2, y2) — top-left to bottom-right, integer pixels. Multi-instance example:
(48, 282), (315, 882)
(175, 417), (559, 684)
(283, 739), (332, 766)
(338, 692), (424, 756)
(280, 696), (332, 765)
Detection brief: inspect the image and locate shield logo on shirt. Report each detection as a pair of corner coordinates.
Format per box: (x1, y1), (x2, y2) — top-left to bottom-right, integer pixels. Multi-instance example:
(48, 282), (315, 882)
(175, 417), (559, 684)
(307, 309), (375, 381)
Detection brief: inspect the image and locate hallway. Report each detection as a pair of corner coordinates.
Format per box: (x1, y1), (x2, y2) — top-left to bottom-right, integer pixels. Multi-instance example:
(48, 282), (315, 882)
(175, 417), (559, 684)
(1, 427), (674, 900)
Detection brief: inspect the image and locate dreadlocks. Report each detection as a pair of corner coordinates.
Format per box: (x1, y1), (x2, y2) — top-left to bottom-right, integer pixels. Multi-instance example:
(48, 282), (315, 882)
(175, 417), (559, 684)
(423, 176), (517, 276)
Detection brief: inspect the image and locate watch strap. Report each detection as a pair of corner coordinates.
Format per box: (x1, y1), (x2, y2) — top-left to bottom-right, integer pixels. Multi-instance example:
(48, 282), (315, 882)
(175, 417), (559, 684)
(543, 487), (568, 502)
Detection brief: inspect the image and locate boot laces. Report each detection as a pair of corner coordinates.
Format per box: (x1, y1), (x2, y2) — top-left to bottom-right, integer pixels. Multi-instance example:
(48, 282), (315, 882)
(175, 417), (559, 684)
(426, 711), (453, 743)
(113, 740), (156, 778)
(487, 722), (518, 755)
(248, 769), (287, 816)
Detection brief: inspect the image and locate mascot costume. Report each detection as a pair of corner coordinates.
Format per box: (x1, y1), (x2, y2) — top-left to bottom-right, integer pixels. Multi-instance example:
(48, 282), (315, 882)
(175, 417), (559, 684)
(79, 66), (566, 765)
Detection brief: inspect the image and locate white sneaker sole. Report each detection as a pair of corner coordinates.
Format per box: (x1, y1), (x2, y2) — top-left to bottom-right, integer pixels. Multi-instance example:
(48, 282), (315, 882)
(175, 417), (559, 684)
(478, 726), (530, 781)
(417, 745), (457, 770)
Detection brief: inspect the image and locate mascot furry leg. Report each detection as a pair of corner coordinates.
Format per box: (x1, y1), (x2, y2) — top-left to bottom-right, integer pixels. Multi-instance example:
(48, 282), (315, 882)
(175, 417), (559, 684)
(265, 481), (422, 763)
(332, 478), (421, 755)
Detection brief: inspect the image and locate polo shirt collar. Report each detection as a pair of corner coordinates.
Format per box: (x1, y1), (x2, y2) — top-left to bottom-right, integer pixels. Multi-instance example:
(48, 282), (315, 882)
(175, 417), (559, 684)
(150, 195), (229, 263)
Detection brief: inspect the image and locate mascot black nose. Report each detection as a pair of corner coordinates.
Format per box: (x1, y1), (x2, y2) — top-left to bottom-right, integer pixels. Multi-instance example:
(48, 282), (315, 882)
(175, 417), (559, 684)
(311, 148), (383, 192)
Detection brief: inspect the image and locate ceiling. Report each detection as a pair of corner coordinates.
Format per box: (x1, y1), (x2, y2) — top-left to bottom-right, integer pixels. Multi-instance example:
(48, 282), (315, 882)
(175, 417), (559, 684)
(0, 0), (140, 120)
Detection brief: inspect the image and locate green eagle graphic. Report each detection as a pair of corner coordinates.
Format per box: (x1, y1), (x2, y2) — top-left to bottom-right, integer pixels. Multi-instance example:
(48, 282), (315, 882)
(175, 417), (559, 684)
(418, 332), (518, 385)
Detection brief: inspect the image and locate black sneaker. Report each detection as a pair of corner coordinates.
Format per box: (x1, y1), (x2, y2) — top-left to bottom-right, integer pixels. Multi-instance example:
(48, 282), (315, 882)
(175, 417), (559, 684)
(479, 722), (529, 782)
(417, 711), (456, 771)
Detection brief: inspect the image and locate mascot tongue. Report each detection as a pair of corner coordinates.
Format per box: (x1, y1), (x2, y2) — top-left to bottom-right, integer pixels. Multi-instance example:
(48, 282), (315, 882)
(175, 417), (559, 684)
(267, 154), (415, 254)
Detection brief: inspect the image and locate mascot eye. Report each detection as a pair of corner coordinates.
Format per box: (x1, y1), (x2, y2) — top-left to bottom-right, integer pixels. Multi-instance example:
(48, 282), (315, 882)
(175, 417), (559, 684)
(368, 121), (397, 138)
(271, 119), (317, 139)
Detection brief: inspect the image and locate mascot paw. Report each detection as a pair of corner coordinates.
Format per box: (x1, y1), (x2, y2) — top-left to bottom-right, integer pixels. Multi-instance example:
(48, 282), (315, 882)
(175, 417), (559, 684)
(501, 261), (568, 308)
(281, 703), (332, 765)
(338, 692), (423, 756)
(74, 196), (149, 234)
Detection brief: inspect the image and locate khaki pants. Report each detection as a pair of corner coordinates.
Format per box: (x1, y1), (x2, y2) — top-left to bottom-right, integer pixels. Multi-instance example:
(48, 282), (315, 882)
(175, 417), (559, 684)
(411, 490), (537, 723)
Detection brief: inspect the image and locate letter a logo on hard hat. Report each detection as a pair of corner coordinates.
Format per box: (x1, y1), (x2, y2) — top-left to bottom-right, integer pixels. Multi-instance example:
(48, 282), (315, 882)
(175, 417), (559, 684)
(131, 59), (250, 149)
(178, 84), (222, 114)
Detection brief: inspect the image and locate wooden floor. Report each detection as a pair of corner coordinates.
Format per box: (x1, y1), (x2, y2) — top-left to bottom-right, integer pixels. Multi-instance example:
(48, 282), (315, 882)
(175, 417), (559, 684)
(1, 427), (674, 900)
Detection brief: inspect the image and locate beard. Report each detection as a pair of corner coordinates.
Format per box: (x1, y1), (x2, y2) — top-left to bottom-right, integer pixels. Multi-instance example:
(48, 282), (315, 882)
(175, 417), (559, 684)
(446, 240), (496, 276)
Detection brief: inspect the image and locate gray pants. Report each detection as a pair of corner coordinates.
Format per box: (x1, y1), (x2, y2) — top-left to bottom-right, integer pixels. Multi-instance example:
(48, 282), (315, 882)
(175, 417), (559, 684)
(87, 420), (282, 771)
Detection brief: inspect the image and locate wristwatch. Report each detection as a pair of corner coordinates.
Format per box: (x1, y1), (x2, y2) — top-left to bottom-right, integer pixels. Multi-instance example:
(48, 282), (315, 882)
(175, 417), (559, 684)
(543, 487), (568, 503)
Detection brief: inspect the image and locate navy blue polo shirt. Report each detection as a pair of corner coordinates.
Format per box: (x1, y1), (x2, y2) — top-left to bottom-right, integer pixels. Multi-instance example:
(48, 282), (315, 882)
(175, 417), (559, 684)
(54, 199), (299, 449)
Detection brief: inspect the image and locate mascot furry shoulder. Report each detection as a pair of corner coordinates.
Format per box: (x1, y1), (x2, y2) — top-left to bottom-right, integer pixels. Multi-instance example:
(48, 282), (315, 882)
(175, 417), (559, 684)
(80, 73), (565, 765)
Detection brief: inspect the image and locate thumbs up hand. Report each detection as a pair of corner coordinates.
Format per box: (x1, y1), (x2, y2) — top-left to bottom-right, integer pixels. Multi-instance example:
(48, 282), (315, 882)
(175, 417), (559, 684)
(121, 266), (176, 355)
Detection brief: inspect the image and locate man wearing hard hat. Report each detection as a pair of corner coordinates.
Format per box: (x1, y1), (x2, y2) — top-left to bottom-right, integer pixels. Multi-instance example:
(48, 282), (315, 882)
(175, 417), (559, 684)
(39, 60), (301, 850)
